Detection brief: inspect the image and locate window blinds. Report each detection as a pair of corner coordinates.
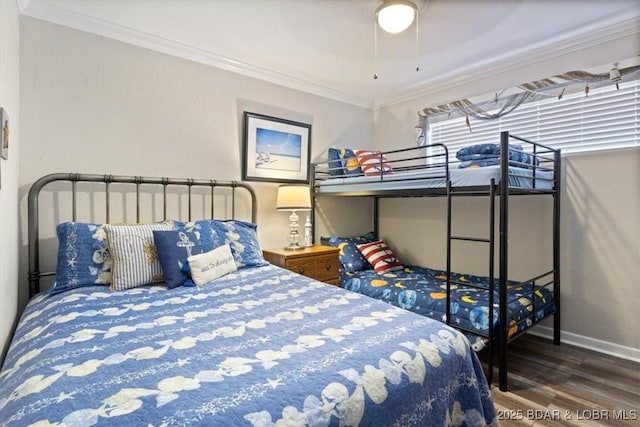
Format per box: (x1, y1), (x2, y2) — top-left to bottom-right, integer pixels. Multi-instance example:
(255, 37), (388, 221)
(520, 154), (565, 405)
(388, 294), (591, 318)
(429, 80), (639, 157)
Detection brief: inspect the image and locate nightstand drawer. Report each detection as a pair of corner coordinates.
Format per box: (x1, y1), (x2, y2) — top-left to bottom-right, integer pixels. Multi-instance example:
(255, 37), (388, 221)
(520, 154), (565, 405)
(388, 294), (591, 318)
(313, 254), (340, 281)
(285, 257), (316, 277)
(262, 245), (340, 285)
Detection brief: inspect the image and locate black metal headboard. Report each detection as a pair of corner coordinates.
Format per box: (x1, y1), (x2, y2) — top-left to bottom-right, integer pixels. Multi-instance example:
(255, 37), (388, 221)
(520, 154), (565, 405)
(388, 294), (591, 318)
(27, 173), (257, 298)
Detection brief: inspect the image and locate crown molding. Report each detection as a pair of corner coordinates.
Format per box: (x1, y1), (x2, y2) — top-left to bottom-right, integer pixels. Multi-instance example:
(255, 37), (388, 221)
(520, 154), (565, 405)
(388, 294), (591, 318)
(374, 15), (640, 110)
(18, 2), (638, 112)
(18, 1), (374, 110)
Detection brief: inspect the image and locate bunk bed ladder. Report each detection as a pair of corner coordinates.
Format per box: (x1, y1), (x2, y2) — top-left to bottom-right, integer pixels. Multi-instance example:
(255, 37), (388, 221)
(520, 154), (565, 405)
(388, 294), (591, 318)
(446, 178), (497, 388)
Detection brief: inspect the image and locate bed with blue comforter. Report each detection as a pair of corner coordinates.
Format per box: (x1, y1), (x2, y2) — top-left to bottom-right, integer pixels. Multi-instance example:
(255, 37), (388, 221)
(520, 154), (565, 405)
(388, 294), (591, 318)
(341, 266), (556, 351)
(0, 264), (497, 426)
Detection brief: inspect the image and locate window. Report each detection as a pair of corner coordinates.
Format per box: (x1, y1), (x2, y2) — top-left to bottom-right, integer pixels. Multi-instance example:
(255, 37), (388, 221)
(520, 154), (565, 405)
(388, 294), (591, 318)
(428, 80), (639, 157)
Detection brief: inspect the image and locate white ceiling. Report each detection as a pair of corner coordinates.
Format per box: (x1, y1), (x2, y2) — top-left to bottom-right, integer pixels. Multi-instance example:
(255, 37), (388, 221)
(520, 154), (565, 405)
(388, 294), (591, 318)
(18, 0), (640, 109)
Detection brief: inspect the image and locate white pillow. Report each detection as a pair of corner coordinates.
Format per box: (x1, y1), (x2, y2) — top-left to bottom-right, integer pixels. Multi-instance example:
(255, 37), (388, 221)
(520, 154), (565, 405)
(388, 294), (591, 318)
(188, 244), (237, 286)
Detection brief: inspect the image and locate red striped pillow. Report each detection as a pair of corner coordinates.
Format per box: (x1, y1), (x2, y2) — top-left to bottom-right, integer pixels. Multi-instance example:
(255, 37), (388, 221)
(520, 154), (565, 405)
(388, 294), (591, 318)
(354, 150), (393, 176)
(356, 240), (403, 274)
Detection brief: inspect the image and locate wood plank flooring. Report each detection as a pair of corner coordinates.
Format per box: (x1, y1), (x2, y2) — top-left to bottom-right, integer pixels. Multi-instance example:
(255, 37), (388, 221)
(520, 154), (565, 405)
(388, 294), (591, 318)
(481, 334), (639, 426)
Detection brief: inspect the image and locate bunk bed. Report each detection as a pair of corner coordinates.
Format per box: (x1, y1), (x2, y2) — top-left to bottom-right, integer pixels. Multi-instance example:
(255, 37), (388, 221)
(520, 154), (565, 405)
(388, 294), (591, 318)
(0, 173), (497, 426)
(311, 131), (561, 392)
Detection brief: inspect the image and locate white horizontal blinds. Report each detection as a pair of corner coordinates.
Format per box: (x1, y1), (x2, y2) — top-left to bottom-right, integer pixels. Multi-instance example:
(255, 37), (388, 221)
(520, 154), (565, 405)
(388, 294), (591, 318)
(429, 80), (639, 159)
(537, 82), (638, 152)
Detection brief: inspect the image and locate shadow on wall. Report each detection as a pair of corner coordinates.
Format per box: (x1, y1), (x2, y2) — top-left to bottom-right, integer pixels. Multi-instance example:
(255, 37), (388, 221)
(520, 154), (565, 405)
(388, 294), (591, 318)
(561, 152), (639, 346)
(378, 194), (553, 281)
(314, 197), (374, 241)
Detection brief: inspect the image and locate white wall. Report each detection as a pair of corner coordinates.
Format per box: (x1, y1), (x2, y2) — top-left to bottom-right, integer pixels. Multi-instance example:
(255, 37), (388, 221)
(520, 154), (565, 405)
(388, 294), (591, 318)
(0, 1), (21, 363)
(374, 31), (640, 356)
(16, 17), (373, 316)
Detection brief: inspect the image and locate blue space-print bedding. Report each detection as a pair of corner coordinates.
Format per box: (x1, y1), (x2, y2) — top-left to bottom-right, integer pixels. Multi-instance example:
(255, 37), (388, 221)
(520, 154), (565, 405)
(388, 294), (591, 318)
(341, 266), (555, 351)
(0, 265), (497, 426)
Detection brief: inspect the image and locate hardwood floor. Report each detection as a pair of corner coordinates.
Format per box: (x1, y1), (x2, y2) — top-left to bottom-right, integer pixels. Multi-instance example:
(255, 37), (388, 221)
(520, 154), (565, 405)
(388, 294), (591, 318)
(481, 334), (640, 426)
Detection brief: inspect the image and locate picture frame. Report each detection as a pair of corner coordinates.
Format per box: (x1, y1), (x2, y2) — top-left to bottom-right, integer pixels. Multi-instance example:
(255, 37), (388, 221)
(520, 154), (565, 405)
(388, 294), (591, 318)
(1, 108), (9, 161)
(242, 111), (311, 183)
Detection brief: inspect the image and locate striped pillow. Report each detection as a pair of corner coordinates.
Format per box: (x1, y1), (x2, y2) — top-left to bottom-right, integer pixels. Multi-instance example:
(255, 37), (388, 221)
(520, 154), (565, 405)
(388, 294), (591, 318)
(356, 240), (403, 274)
(354, 150), (393, 176)
(104, 222), (174, 291)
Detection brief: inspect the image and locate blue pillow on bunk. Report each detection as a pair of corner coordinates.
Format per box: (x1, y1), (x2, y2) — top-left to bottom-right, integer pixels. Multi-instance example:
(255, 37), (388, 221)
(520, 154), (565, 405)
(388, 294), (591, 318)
(50, 222), (111, 295)
(328, 148), (363, 177)
(176, 219), (269, 269)
(321, 232), (376, 273)
(153, 230), (202, 288)
(456, 143), (539, 168)
(508, 146), (539, 167)
(328, 148), (344, 177)
(456, 143), (502, 159)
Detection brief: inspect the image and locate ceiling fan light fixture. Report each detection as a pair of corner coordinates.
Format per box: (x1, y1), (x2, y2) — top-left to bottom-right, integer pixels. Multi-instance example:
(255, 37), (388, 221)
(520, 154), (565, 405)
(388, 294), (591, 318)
(376, 0), (417, 34)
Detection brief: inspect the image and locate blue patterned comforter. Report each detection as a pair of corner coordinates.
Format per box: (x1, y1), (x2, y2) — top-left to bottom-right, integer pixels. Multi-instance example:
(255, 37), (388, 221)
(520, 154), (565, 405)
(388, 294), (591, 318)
(341, 266), (556, 351)
(0, 265), (497, 426)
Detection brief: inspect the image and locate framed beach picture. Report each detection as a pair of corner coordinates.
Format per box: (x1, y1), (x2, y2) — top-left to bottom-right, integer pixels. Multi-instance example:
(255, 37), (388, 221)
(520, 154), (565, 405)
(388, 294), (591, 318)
(242, 112), (311, 183)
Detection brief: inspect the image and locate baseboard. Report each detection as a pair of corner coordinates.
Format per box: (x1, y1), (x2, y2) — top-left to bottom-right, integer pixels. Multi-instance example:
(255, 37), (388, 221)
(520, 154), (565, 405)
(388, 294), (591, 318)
(527, 326), (640, 364)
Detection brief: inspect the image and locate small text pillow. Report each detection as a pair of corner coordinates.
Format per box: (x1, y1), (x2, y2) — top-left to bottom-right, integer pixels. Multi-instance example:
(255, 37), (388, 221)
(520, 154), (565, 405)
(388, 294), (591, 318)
(188, 244), (237, 286)
(356, 240), (403, 274)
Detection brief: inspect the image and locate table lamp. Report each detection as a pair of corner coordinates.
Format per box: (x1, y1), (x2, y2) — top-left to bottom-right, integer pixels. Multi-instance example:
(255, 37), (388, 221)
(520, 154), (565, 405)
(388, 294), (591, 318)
(276, 184), (311, 250)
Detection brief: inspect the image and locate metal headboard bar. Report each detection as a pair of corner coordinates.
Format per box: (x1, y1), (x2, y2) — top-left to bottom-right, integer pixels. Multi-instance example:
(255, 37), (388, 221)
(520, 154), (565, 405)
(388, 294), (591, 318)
(71, 178), (77, 221)
(28, 173), (257, 298)
(211, 181), (215, 219)
(105, 176), (111, 222)
(136, 176), (142, 223)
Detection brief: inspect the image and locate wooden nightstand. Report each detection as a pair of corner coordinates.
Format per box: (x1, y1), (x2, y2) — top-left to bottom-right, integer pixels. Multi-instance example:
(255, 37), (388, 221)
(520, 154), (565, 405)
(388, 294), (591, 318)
(263, 245), (340, 286)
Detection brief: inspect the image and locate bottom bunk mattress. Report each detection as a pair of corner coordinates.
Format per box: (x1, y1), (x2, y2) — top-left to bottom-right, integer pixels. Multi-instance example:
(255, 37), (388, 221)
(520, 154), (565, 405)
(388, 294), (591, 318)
(0, 264), (497, 426)
(341, 266), (556, 351)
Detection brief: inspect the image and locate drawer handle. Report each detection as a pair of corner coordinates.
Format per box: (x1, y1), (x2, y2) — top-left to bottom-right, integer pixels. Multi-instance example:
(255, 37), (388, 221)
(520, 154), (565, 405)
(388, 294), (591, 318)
(325, 264), (331, 271)
(299, 268), (305, 274)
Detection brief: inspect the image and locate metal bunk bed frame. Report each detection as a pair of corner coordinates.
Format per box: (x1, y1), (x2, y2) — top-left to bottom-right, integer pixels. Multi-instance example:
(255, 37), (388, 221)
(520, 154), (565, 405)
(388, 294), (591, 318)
(311, 131), (561, 391)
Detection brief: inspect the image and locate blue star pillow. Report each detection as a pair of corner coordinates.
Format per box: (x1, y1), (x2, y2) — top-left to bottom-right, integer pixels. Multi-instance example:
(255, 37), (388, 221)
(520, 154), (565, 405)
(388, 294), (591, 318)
(320, 232), (376, 273)
(51, 222), (111, 295)
(210, 220), (269, 268)
(153, 230), (202, 288)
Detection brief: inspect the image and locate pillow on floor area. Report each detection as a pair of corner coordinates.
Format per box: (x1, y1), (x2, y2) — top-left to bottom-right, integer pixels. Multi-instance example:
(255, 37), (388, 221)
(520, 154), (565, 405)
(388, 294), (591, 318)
(356, 239), (403, 274)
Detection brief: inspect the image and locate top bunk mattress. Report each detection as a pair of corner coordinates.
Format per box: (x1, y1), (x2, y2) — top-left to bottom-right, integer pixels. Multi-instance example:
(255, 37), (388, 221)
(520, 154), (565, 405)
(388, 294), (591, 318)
(315, 165), (554, 194)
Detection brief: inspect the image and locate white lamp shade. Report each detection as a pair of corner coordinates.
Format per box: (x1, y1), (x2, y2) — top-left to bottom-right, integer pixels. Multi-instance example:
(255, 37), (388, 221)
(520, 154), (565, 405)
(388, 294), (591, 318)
(377, 1), (417, 34)
(276, 185), (311, 211)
